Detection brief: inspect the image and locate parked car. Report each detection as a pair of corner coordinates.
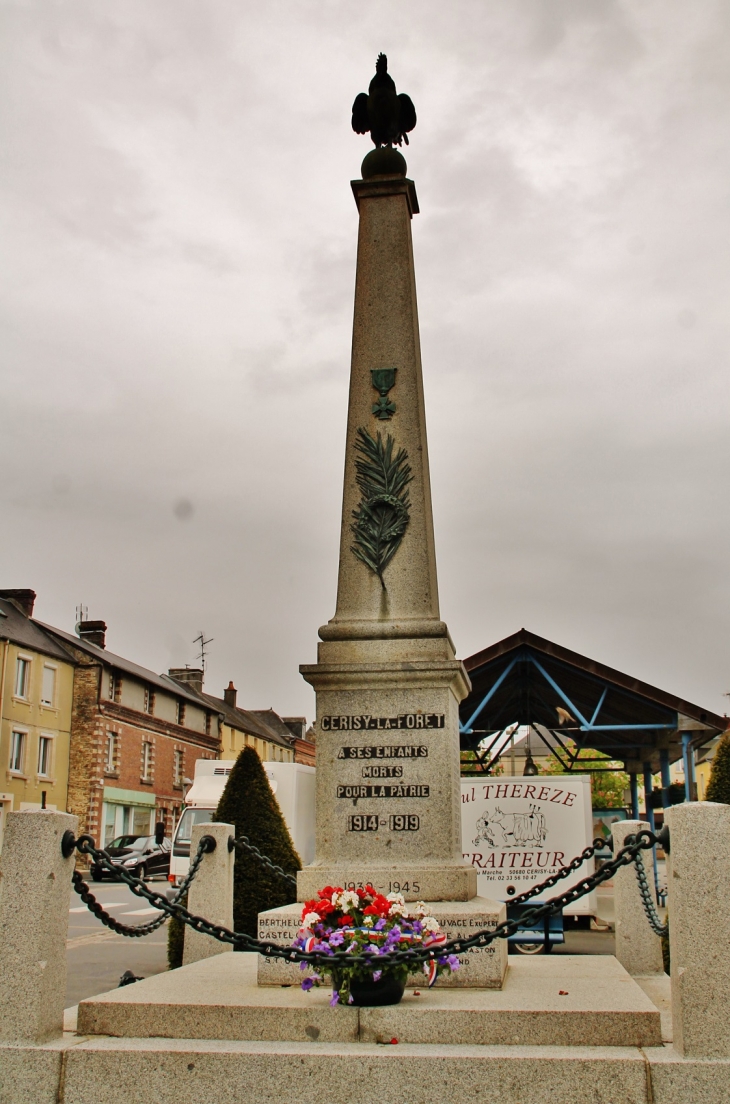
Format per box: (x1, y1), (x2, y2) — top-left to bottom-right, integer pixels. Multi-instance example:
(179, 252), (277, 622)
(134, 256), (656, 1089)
(90, 833), (171, 882)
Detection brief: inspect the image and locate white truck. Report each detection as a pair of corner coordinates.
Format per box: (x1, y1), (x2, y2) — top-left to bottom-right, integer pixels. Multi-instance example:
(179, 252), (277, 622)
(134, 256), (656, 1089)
(169, 759), (316, 886)
(461, 774), (597, 951)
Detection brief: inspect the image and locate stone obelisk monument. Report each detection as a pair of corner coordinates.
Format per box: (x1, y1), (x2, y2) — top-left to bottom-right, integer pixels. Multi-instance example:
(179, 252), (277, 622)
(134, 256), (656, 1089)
(260, 57), (506, 987)
(299, 57), (474, 904)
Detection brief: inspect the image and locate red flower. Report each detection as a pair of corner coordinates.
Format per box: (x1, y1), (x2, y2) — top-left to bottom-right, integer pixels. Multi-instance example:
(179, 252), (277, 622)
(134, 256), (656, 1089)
(338, 915), (353, 926)
(318, 886), (340, 899)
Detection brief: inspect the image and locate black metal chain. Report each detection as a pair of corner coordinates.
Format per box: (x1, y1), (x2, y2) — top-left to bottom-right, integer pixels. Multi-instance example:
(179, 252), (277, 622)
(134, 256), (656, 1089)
(230, 835), (298, 889)
(69, 834), (215, 937)
(632, 846), (668, 937)
(506, 838), (607, 908)
(63, 828), (660, 967)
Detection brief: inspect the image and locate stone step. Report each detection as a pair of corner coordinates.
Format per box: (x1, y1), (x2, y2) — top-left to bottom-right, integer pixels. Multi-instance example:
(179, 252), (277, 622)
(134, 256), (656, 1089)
(58, 1038), (652, 1104)
(78, 952), (662, 1049)
(7, 1037), (729, 1104)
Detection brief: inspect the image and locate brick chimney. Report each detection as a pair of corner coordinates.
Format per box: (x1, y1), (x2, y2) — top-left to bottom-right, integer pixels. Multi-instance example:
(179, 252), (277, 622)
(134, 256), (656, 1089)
(223, 681), (237, 708)
(77, 620), (107, 648)
(0, 589), (36, 617)
(169, 667), (204, 695)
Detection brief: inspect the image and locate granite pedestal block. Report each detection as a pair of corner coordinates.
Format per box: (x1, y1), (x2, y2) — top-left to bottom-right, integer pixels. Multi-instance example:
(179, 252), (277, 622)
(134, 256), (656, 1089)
(612, 820), (665, 977)
(258, 897), (507, 988)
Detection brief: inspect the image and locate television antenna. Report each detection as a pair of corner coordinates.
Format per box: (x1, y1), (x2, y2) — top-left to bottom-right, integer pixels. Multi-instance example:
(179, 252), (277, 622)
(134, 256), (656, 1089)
(193, 630), (213, 671)
(75, 603), (88, 628)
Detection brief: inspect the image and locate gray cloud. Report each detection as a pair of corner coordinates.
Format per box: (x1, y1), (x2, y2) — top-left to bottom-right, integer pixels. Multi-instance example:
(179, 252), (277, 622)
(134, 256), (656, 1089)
(1, 0), (728, 718)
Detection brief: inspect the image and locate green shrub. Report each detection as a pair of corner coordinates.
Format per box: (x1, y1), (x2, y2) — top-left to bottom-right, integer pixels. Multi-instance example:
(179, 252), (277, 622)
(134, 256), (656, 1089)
(705, 733), (730, 804)
(215, 746), (301, 941)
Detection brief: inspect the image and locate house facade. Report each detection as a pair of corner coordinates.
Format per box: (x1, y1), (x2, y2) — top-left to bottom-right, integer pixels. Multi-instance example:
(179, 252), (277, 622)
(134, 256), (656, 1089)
(193, 678), (295, 763)
(42, 621), (221, 847)
(0, 590), (75, 846)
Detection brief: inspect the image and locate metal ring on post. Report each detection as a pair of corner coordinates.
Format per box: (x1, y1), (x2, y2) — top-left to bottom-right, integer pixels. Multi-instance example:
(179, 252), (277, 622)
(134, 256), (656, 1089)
(198, 834), (217, 854)
(61, 830), (77, 858)
(228, 835), (235, 852)
(656, 824), (670, 854)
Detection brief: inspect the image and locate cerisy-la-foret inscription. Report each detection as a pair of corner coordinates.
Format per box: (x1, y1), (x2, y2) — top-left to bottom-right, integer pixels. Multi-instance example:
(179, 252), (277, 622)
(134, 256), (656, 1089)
(325, 713), (444, 731)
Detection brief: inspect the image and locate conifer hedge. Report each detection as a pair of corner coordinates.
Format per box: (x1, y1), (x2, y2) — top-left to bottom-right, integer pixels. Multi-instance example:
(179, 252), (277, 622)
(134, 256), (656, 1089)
(215, 746), (301, 941)
(705, 732), (730, 804)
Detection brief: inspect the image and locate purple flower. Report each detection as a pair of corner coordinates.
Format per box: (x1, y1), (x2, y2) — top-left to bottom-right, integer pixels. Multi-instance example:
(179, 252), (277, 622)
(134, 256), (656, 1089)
(366, 944), (381, 955)
(301, 977), (316, 991)
(374, 918), (387, 931)
(446, 955), (461, 971)
(329, 932), (345, 947)
(373, 970), (382, 982)
(330, 992), (340, 1007)
(299, 961), (309, 971)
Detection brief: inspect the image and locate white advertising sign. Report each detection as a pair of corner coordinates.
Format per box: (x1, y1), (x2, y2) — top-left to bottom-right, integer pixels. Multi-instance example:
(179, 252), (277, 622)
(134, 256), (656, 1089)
(461, 774), (597, 916)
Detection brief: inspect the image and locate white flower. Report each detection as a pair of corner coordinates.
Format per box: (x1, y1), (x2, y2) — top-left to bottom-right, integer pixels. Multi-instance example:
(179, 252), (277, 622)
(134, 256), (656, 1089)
(420, 916), (440, 932)
(387, 892), (406, 916)
(362, 915), (374, 927)
(302, 912), (321, 930)
(413, 901), (428, 917)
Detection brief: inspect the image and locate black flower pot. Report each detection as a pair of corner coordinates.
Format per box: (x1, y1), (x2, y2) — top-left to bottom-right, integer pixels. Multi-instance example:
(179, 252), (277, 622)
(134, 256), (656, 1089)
(348, 973), (406, 1007)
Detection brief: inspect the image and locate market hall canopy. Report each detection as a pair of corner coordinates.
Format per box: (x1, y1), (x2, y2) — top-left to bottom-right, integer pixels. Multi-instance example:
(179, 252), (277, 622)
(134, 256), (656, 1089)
(459, 629), (727, 777)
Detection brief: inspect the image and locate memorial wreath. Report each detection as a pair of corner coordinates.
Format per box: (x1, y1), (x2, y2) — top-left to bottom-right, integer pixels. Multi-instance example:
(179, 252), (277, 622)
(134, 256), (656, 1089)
(292, 885), (460, 1006)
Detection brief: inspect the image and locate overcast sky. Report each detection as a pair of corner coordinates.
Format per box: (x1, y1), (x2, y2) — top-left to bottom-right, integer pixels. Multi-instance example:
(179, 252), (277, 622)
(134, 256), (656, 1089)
(2, 0), (729, 722)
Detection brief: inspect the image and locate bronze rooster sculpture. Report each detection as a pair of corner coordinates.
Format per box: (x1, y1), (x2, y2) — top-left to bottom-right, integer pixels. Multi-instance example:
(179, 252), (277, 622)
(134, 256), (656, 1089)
(352, 54), (416, 147)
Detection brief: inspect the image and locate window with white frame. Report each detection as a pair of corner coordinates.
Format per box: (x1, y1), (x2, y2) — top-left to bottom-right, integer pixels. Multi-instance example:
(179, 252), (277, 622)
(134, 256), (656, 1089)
(104, 732), (116, 773)
(173, 748), (183, 786)
(37, 736), (52, 777)
(41, 665), (56, 707)
(14, 657), (31, 699)
(142, 741), (153, 781)
(9, 731), (26, 773)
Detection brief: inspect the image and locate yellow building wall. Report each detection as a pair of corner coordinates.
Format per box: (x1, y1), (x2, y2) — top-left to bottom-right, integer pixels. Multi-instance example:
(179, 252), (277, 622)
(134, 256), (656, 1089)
(0, 640), (74, 829)
(695, 759), (712, 800)
(220, 723), (293, 763)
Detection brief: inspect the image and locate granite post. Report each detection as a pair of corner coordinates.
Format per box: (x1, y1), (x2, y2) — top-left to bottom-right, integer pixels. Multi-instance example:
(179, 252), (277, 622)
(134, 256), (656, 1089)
(612, 819), (665, 977)
(298, 157), (476, 904)
(667, 801), (730, 1057)
(183, 822), (235, 966)
(0, 809), (78, 1043)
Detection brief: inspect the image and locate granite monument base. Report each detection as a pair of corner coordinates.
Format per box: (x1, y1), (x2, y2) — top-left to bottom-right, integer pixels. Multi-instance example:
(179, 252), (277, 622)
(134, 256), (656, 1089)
(258, 897), (507, 988)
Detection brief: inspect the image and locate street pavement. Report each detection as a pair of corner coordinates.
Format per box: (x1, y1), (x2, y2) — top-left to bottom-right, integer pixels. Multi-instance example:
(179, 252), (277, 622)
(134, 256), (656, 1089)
(66, 876), (170, 1007)
(66, 876), (616, 1007)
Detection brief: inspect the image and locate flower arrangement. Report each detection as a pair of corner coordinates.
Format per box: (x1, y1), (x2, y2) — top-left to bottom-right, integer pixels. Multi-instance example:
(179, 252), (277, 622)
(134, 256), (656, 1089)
(292, 885), (460, 1006)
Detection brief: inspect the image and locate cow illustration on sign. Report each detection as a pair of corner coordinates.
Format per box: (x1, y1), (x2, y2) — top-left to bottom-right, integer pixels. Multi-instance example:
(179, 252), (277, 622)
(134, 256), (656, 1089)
(473, 804), (547, 848)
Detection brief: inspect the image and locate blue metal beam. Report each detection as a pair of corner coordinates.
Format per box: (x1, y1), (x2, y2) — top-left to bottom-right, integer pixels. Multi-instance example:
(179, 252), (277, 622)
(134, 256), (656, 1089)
(589, 686), (608, 726)
(681, 732), (696, 802)
(629, 773), (640, 819)
(528, 657), (592, 727)
(659, 749), (671, 809)
(460, 656), (519, 733)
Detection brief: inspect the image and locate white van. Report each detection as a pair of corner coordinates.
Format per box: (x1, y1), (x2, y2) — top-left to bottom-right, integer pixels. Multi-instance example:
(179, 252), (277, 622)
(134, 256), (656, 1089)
(169, 759), (315, 886)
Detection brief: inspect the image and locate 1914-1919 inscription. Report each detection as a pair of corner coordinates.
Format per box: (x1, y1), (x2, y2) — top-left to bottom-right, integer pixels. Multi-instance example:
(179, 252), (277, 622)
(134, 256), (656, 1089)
(323, 713), (444, 731)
